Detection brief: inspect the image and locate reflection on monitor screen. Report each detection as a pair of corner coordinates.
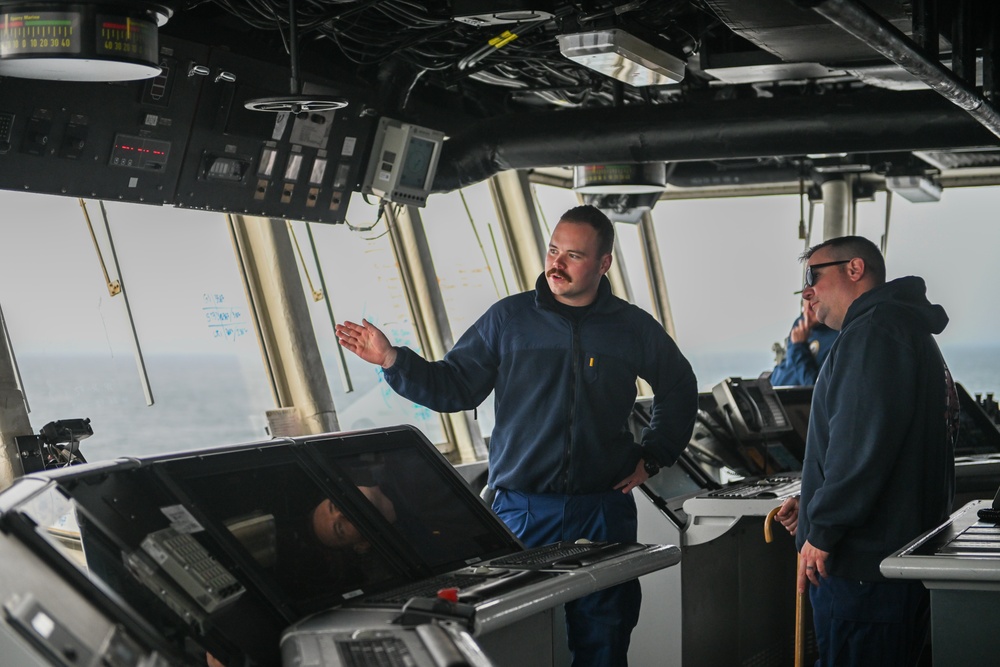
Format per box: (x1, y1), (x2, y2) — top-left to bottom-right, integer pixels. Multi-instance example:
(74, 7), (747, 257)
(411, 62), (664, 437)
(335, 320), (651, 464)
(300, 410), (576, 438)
(305, 429), (520, 574)
(7, 471), (285, 666)
(161, 453), (403, 616)
(956, 383), (1000, 456)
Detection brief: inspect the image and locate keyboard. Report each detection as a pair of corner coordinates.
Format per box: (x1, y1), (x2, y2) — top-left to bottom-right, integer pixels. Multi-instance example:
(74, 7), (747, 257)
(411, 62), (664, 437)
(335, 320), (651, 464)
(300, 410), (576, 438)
(937, 523), (1000, 557)
(490, 541), (645, 569)
(338, 637), (416, 667)
(491, 542), (596, 566)
(704, 476), (801, 500)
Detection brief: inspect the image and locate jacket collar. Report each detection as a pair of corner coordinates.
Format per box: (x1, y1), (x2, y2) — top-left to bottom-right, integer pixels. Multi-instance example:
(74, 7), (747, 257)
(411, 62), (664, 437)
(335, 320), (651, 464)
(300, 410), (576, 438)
(534, 273), (619, 314)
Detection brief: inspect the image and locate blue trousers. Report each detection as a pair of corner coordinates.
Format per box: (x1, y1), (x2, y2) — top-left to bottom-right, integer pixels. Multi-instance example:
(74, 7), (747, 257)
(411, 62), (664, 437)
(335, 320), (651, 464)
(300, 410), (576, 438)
(493, 489), (641, 667)
(809, 574), (929, 667)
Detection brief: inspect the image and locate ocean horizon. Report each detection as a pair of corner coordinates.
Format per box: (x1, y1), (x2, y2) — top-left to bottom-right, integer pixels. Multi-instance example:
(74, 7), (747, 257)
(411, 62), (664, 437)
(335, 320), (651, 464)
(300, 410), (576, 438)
(687, 342), (1000, 396)
(13, 343), (1000, 464)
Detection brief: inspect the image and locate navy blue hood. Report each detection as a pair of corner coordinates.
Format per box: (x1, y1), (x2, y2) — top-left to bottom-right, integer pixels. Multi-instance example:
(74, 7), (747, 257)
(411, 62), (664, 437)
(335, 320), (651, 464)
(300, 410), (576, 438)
(843, 276), (948, 335)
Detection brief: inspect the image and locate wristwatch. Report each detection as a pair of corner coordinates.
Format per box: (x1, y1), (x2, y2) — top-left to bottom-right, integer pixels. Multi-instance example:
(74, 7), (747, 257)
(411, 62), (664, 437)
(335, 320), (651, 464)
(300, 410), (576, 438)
(641, 454), (661, 478)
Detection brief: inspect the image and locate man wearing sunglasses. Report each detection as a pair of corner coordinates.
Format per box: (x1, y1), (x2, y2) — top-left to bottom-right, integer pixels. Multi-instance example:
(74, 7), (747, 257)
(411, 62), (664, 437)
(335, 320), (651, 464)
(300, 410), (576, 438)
(774, 235), (959, 666)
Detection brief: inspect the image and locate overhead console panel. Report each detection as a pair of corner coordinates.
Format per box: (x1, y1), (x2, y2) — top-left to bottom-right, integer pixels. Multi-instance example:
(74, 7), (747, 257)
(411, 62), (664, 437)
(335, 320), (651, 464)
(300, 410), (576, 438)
(173, 45), (373, 223)
(0, 36), (374, 224)
(0, 35), (206, 206)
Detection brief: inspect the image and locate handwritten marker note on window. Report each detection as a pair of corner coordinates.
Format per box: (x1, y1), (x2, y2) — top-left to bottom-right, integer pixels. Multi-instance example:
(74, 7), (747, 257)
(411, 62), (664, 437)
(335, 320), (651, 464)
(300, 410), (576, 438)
(203, 293), (249, 342)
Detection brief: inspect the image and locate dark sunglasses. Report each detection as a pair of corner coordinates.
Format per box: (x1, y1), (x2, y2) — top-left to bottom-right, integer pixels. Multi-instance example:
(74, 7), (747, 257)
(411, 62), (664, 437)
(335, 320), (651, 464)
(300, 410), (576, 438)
(804, 259), (851, 287)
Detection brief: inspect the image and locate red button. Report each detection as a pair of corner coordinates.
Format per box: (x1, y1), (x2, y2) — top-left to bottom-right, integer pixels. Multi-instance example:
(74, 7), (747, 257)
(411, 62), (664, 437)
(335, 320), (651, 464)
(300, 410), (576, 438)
(437, 587), (459, 603)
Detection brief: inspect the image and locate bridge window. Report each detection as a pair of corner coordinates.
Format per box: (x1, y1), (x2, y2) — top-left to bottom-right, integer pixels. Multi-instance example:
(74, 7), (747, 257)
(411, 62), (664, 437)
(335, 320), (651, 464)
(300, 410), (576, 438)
(293, 196), (447, 442)
(652, 194), (806, 391)
(0, 192), (273, 462)
(854, 187), (1000, 395)
(419, 182), (516, 439)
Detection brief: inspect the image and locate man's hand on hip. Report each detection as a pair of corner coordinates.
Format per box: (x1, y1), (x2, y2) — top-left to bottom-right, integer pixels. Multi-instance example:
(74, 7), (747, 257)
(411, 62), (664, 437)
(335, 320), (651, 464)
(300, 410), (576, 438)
(613, 459), (650, 494)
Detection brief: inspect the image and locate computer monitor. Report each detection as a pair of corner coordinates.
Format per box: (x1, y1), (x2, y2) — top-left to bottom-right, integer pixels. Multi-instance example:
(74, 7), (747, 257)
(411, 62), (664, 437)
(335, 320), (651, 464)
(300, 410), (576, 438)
(0, 427), (525, 666)
(297, 426), (522, 576)
(155, 426), (523, 615)
(154, 444), (411, 619)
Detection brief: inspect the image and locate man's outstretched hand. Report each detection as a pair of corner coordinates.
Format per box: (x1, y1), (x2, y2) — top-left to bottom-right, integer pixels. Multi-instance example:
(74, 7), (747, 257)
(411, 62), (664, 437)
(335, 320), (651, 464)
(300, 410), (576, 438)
(336, 319), (397, 368)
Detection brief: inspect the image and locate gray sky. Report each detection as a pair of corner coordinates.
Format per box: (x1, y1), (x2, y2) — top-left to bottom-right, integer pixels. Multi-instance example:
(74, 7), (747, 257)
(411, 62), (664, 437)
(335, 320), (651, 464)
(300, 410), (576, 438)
(1, 184), (997, 360)
(652, 187), (999, 353)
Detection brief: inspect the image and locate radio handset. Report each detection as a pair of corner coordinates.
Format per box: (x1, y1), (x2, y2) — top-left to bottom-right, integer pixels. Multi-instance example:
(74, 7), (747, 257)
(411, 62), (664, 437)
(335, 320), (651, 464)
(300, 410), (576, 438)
(732, 382), (764, 433)
(712, 377), (792, 440)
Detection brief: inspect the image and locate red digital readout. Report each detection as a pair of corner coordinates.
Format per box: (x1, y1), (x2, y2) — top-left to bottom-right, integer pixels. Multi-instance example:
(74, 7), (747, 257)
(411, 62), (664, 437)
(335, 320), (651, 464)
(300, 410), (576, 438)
(115, 143), (166, 157)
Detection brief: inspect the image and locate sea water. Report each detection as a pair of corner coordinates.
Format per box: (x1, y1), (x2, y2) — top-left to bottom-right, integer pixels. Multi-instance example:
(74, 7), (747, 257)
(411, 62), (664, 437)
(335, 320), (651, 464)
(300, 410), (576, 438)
(13, 345), (1000, 464)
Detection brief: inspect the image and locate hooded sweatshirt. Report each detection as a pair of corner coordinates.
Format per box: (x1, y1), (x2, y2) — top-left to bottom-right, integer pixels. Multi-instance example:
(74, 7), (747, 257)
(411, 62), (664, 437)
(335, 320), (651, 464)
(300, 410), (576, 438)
(796, 276), (959, 581)
(383, 274), (698, 495)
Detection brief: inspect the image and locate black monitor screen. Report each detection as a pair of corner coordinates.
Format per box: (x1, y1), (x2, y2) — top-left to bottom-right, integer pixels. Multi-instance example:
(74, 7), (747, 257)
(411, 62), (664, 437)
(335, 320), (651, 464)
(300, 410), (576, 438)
(10, 462), (292, 667)
(156, 447), (408, 617)
(301, 426), (522, 575)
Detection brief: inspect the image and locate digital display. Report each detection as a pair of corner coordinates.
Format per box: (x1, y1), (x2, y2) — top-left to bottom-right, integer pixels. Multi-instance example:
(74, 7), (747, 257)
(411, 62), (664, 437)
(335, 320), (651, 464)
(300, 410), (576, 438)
(361, 118), (445, 205)
(109, 133), (169, 170)
(398, 137), (435, 189)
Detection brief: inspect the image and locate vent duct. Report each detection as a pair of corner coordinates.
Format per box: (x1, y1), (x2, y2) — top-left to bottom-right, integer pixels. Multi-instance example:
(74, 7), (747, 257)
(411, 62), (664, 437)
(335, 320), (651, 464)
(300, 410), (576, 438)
(432, 90), (997, 193)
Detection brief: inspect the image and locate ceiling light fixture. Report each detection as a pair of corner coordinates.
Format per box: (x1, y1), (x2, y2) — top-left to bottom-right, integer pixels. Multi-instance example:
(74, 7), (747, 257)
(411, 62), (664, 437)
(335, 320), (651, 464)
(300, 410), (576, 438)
(557, 29), (685, 87)
(885, 175), (942, 203)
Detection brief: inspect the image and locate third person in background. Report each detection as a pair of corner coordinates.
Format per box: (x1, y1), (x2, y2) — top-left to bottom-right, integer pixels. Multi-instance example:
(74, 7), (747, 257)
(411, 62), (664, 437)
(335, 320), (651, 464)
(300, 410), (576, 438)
(769, 298), (838, 386)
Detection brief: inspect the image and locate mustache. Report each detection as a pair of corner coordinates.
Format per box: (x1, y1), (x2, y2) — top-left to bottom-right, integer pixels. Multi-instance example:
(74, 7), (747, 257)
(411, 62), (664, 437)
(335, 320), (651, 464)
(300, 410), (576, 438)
(547, 268), (571, 282)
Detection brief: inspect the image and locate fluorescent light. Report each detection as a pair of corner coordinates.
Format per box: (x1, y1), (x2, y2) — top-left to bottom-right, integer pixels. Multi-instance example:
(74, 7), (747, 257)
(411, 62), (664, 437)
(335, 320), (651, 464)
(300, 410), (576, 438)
(558, 29), (685, 87)
(886, 175), (942, 203)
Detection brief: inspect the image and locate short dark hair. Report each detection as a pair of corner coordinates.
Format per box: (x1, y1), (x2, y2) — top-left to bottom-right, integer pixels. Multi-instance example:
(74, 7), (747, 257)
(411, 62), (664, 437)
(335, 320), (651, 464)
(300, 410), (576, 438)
(801, 235), (886, 285)
(559, 205), (615, 256)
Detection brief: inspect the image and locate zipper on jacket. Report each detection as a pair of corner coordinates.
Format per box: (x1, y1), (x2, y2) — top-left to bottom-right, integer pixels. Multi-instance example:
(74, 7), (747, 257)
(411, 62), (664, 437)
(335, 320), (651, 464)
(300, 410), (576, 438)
(564, 319), (582, 491)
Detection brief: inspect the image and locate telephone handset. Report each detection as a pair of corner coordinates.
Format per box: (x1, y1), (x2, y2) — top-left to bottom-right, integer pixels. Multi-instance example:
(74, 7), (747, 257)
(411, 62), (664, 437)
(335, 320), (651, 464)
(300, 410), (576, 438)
(712, 376), (793, 440)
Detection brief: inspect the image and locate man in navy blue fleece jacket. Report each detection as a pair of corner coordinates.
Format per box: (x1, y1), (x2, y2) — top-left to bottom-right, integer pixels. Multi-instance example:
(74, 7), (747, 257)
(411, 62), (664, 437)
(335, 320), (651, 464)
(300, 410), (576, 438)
(336, 205), (697, 667)
(775, 236), (959, 666)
